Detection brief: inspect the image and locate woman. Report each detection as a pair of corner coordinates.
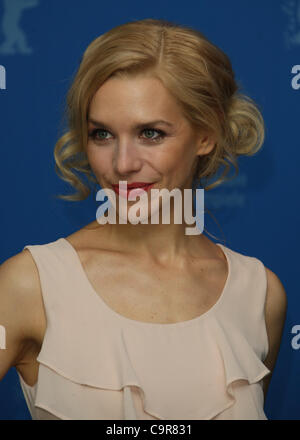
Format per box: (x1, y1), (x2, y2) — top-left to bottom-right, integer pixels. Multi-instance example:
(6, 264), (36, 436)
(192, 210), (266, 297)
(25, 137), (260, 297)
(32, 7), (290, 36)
(0, 18), (287, 420)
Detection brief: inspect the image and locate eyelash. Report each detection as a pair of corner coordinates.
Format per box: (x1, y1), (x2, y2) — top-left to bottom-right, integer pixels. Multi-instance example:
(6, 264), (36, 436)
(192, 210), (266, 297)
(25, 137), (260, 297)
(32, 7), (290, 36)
(88, 127), (166, 144)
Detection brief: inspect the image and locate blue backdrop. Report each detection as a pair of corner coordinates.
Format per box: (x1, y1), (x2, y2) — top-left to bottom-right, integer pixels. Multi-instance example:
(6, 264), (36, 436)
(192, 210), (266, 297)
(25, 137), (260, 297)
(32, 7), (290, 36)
(0, 0), (299, 420)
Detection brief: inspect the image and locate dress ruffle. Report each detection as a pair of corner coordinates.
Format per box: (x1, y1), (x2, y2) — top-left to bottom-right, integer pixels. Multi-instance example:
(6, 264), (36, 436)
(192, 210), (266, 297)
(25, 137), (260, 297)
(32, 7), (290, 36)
(29, 314), (271, 420)
(19, 239), (270, 420)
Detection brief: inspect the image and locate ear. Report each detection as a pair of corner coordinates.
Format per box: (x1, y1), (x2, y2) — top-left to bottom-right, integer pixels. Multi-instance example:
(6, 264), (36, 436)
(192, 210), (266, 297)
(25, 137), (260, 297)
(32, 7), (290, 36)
(195, 133), (216, 156)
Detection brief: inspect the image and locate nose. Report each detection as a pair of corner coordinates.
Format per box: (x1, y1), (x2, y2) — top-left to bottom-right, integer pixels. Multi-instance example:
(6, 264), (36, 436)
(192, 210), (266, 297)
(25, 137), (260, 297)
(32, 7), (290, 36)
(113, 140), (143, 176)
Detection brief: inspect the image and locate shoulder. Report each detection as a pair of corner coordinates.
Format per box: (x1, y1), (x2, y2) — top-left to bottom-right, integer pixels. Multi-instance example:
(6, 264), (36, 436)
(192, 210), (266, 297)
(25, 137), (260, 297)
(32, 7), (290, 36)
(220, 244), (288, 399)
(264, 266), (288, 323)
(65, 221), (112, 252)
(264, 266), (287, 360)
(0, 248), (41, 301)
(221, 246), (287, 357)
(261, 265), (287, 399)
(0, 248), (45, 351)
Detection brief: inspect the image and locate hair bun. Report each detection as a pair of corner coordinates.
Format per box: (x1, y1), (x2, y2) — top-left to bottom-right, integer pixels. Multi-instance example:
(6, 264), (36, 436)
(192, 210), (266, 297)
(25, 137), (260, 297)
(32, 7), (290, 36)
(226, 93), (265, 157)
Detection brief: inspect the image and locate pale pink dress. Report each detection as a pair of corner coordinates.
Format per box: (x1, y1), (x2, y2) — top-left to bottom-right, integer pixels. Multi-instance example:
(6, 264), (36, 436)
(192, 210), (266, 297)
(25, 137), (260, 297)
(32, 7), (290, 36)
(17, 238), (271, 420)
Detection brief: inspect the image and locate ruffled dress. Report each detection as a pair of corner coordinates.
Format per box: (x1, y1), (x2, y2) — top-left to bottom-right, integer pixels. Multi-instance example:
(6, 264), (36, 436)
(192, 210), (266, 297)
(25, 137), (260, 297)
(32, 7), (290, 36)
(17, 238), (271, 420)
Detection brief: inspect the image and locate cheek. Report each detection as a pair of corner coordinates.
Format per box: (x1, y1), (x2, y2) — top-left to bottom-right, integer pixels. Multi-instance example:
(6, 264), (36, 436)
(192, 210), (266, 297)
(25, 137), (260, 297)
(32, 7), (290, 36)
(160, 142), (194, 174)
(163, 144), (196, 187)
(86, 146), (111, 174)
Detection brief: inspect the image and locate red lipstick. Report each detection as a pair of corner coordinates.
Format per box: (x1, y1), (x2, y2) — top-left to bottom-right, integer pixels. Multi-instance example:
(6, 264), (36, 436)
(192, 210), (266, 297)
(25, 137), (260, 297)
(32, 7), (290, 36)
(111, 182), (155, 199)
(126, 182), (153, 188)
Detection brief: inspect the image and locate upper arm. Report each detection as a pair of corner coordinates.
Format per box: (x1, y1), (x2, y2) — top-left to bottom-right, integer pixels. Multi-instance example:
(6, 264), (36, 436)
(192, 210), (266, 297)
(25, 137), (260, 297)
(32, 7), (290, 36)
(262, 266), (288, 401)
(0, 249), (43, 381)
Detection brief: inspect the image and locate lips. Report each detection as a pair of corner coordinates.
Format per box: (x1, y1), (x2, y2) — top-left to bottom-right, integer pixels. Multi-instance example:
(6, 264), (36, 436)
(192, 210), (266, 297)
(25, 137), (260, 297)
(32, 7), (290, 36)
(112, 182), (154, 190)
(128, 183), (151, 188)
(111, 182), (155, 199)
(120, 182), (153, 189)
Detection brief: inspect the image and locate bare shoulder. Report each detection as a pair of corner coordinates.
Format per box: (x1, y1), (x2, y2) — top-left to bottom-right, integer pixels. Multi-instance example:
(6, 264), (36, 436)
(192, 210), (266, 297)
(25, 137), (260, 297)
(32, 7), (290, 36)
(262, 266), (288, 399)
(0, 248), (42, 304)
(264, 267), (288, 324)
(0, 248), (45, 363)
(66, 221), (112, 252)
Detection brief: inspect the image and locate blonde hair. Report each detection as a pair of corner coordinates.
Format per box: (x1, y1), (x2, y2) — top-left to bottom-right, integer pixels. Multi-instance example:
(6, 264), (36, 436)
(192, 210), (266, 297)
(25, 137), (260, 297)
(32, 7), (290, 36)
(54, 18), (265, 212)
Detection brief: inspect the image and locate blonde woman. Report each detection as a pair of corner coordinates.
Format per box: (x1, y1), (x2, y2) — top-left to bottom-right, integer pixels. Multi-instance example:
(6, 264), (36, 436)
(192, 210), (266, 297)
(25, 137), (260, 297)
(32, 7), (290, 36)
(0, 18), (287, 420)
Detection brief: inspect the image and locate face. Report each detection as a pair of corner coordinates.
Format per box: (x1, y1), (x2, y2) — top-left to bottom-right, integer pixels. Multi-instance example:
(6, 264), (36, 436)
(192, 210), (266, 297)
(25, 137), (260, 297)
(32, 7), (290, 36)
(86, 75), (215, 221)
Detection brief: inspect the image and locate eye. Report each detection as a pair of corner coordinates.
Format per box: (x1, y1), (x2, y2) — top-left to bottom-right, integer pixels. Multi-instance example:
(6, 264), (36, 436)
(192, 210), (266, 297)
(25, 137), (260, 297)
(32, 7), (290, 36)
(88, 128), (166, 144)
(88, 129), (112, 142)
(141, 128), (165, 142)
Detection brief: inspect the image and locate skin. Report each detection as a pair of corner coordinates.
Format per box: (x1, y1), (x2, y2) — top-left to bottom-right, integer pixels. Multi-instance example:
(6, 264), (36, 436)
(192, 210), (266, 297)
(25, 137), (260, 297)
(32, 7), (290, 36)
(0, 75), (287, 412)
(86, 74), (216, 266)
(86, 74), (287, 401)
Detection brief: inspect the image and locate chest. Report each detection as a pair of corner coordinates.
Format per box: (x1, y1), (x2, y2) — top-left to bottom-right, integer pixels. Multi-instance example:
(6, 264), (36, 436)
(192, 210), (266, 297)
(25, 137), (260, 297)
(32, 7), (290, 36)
(80, 251), (228, 324)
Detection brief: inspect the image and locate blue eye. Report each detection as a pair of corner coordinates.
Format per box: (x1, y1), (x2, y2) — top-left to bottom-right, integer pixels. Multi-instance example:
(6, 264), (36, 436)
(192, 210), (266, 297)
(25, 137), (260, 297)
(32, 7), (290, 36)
(88, 129), (112, 141)
(142, 128), (164, 141)
(88, 127), (166, 143)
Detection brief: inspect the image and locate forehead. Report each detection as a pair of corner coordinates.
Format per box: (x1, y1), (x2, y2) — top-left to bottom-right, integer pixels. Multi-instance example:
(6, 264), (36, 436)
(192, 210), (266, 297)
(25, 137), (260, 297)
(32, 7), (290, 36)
(89, 75), (185, 121)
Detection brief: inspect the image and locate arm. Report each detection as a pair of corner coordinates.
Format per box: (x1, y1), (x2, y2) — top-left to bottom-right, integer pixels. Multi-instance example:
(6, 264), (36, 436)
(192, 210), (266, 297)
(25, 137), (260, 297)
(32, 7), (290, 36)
(262, 267), (288, 401)
(0, 249), (42, 381)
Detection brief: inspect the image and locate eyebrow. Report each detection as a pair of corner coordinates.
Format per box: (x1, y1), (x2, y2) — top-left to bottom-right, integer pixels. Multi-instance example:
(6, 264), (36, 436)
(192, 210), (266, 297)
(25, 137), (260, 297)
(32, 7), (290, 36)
(88, 118), (174, 129)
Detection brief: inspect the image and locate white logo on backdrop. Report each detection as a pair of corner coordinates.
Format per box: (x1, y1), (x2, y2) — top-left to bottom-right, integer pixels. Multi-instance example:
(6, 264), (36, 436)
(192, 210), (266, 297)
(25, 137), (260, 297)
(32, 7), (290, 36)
(0, 0), (39, 55)
(0, 325), (6, 349)
(0, 64), (5, 89)
(282, 0), (300, 48)
(291, 325), (300, 349)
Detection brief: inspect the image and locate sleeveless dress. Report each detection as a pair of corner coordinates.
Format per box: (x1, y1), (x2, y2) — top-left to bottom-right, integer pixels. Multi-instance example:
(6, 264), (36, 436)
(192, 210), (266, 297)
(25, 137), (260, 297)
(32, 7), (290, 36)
(17, 237), (271, 420)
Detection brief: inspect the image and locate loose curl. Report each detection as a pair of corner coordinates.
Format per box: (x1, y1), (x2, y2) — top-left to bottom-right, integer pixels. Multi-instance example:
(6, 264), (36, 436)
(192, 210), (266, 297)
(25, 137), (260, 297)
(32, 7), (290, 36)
(54, 18), (265, 211)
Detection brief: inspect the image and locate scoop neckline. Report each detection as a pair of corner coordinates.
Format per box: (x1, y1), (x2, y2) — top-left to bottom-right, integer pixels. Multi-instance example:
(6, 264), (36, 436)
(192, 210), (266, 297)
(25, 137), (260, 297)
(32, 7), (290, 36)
(60, 237), (232, 329)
